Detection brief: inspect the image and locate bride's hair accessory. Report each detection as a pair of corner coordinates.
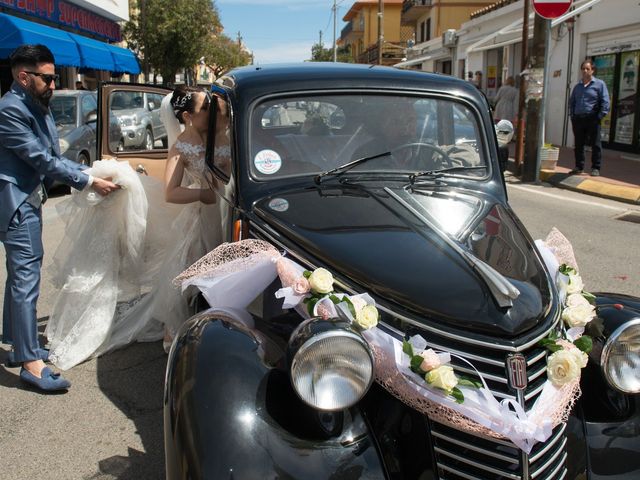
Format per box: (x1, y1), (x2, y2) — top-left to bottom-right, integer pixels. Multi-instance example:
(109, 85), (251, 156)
(172, 92), (192, 110)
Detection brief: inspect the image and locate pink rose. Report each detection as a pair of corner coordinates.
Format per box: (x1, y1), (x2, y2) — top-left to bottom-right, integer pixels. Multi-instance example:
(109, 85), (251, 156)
(419, 349), (441, 372)
(316, 303), (332, 320)
(293, 277), (310, 295)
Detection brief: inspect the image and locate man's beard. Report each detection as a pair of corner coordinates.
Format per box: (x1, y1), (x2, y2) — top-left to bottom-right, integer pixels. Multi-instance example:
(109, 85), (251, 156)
(27, 84), (52, 108)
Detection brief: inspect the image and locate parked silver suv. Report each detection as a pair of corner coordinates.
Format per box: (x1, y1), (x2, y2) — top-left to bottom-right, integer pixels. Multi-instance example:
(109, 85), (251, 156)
(110, 90), (167, 150)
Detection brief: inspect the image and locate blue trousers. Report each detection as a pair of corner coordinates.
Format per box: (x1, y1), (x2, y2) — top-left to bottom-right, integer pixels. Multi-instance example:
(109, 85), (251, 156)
(1, 201), (48, 363)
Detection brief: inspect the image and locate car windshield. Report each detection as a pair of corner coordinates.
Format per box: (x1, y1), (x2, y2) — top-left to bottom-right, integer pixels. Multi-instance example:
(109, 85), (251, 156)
(249, 94), (486, 180)
(50, 96), (77, 125)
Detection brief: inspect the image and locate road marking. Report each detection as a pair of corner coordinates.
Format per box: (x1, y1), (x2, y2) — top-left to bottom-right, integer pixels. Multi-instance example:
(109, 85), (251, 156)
(507, 183), (633, 212)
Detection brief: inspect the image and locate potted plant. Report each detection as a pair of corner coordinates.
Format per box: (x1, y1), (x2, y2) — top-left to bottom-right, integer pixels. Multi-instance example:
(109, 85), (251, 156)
(540, 142), (560, 170)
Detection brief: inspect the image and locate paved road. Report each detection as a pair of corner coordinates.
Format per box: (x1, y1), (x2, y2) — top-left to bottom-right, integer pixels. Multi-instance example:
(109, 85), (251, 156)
(1, 179), (638, 480)
(0, 191), (166, 480)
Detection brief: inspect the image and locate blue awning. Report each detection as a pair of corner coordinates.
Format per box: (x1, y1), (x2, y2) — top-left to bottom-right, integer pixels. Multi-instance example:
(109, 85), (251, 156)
(0, 13), (141, 75)
(105, 43), (141, 74)
(0, 13), (81, 67)
(69, 32), (115, 72)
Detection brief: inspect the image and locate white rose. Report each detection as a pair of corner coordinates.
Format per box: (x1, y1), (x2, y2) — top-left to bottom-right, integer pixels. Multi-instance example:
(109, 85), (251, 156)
(562, 303), (595, 328)
(569, 347), (589, 368)
(425, 365), (458, 393)
(355, 304), (379, 329)
(547, 350), (581, 386)
(419, 349), (441, 372)
(349, 296), (367, 314)
(566, 274), (584, 294)
(566, 293), (589, 308)
(308, 268), (334, 294)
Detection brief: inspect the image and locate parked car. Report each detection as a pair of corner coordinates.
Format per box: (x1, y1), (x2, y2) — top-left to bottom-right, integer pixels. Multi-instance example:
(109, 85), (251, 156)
(109, 89), (167, 151)
(50, 89), (98, 166)
(98, 64), (640, 480)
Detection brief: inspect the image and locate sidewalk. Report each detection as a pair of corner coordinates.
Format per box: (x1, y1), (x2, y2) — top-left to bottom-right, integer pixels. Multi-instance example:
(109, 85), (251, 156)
(507, 144), (640, 205)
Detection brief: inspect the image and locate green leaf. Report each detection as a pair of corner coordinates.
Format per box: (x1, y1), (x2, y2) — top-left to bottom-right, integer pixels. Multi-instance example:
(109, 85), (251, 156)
(410, 355), (425, 373)
(451, 387), (465, 404)
(546, 343), (563, 353)
(303, 270), (312, 279)
(341, 296), (357, 317)
(329, 294), (341, 305)
(402, 340), (414, 357)
(458, 375), (482, 389)
(306, 297), (319, 316)
(559, 264), (577, 276)
(583, 291), (597, 305)
(574, 335), (593, 353)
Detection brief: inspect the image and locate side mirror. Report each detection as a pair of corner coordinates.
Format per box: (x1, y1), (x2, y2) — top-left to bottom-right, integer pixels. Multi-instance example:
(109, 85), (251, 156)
(85, 111), (97, 123)
(495, 119), (514, 146)
(148, 102), (155, 111)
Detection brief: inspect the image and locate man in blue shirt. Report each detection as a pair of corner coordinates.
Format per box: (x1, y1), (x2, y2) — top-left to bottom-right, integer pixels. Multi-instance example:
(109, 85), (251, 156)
(568, 59), (610, 176)
(0, 44), (119, 391)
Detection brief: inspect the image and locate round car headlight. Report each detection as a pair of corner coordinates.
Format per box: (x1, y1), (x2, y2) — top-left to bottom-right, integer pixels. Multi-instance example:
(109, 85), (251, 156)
(601, 319), (640, 393)
(59, 138), (70, 154)
(289, 320), (374, 411)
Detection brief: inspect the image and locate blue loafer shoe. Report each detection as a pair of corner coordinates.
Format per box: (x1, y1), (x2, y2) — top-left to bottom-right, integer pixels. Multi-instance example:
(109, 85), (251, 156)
(20, 367), (71, 392)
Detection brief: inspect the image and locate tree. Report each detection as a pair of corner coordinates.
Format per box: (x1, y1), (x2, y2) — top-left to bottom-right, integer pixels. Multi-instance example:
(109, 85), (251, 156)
(125, 0), (222, 85)
(202, 34), (253, 78)
(310, 43), (352, 63)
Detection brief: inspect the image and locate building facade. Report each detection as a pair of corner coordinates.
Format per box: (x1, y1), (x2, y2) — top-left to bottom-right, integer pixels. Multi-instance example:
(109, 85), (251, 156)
(0, 0), (139, 94)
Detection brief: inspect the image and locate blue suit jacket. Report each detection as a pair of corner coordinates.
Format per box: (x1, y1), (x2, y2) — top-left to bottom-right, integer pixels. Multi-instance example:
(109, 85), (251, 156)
(0, 82), (89, 232)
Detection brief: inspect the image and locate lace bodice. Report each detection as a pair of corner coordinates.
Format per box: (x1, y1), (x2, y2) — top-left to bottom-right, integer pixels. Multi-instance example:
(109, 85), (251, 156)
(175, 140), (206, 180)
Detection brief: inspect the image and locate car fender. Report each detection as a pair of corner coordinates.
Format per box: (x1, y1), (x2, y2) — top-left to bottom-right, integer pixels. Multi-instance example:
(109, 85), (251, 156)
(164, 308), (386, 480)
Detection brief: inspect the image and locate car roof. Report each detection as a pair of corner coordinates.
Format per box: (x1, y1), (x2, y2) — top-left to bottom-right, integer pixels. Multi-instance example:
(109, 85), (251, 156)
(219, 62), (484, 106)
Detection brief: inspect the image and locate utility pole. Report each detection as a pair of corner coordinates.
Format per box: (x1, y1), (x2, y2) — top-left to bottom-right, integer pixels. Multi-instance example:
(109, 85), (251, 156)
(522, 13), (549, 182)
(514, 0), (529, 175)
(377, 0), (384, 65)
(332, 0), (337, 62)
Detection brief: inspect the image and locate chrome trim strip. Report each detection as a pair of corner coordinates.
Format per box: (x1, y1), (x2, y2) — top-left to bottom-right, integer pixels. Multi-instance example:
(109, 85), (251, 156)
(454, 365), (507, 384)
(249, 225), (560, 353)
(428, 341), (505, 367)
(529, 424), (566, 463)
(528, 349), (547, 367)
(523, 381), (546, 402)
(435, 447), (521, 479)
(431, 431), (518, 464)
(530, 447), (567, 479)
(528, 363), (548, 383)
(437, 463), (490, 480)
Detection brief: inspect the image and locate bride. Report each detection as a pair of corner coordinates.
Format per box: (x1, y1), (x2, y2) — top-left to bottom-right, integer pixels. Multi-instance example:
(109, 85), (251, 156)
(44, 86), (223, 370)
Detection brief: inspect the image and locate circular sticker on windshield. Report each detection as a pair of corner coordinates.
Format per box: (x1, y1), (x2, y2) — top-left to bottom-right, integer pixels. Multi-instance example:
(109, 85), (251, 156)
(254, 149), (282, 174)
(268, 198), (289, 212)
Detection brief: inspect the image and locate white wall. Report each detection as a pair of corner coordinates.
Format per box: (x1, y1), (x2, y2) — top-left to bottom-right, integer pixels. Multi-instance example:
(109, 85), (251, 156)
(69, 0), (129, 23)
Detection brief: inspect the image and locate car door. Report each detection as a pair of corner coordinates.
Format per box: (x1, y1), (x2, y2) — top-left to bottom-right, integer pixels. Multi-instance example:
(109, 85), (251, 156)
(79, 92), (98, 163)
(97, 82), (172, 179)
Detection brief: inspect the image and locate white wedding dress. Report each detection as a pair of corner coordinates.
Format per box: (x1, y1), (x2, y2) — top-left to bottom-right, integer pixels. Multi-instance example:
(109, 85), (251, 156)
(45, 141), (222, 370)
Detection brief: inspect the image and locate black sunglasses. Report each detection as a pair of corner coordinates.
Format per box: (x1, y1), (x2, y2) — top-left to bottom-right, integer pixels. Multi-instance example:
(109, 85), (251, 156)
(24, 71), (60, 85)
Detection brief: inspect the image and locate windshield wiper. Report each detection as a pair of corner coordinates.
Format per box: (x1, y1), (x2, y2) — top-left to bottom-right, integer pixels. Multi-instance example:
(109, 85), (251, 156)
(410, 165), (487, 184)
(314, 151), (391, 184)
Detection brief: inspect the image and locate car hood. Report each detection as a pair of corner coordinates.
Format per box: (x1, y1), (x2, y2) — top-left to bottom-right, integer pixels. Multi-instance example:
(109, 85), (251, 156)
(56, 124), (77, 137)
(253, 183), (553, 337)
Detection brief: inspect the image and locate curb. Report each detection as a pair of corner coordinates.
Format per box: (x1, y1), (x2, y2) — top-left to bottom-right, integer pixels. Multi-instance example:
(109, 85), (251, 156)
(539, 169), (640, 205)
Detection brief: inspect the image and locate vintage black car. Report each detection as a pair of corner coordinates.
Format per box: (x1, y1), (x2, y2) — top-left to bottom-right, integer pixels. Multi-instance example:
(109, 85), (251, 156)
(155, 64), (639, 480)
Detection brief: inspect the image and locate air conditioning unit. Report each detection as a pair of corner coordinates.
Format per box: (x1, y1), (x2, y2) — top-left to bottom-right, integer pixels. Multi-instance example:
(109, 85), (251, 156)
(442, 29), (457, 47)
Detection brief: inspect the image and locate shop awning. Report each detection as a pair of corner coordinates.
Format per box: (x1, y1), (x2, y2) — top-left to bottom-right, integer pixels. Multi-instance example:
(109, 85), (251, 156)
(70, 32), (115, 71)
(106, 44), (141, 74)
(0, 13), (141, 74)
(0, 13), (81, 67)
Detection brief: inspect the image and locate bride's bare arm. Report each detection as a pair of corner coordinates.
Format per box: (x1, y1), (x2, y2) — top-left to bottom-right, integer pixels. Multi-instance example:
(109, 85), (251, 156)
(164, 147), (214, 204)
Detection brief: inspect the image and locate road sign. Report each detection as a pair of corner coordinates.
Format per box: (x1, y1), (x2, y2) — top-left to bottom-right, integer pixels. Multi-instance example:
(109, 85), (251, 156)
(532, 0), (572, 19)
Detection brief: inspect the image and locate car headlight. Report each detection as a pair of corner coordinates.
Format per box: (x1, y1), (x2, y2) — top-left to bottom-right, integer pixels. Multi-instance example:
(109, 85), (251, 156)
(59, 138), (70, 154)
(601, 319), (640, 393)
(288, 318), (374, 411)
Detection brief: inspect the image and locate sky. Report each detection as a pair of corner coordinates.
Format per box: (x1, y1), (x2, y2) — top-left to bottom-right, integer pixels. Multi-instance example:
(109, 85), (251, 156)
(216, 0), (350, 64)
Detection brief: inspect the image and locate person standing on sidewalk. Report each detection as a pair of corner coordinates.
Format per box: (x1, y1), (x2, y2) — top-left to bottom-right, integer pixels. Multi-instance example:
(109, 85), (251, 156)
(569, 59), (610, 176)
(0, 44), (119, 392)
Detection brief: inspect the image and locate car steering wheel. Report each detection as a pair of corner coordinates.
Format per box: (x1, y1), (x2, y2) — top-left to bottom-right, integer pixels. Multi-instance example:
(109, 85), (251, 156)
(391, 142), (452, 170)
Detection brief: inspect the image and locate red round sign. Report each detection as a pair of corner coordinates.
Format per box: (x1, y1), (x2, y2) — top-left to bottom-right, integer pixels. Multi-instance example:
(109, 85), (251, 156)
(532, 0), (573, 19)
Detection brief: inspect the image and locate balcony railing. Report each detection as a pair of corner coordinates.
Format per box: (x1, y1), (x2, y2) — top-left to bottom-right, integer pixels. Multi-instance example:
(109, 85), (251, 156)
(402, 0), (433, 24)
(356, 42), (406, 66)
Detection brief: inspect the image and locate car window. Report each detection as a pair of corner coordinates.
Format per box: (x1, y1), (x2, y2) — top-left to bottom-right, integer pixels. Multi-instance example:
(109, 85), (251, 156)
(212, 95), (232, 181)
(81, 94), (97, 122)
(50, 96), (77, 126)
(109, 89), (166, 153)
(250, 94), (485, 180)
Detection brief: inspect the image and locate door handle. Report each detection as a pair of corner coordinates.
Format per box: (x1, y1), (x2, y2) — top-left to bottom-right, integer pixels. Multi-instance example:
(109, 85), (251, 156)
(136, 164), (148, 175)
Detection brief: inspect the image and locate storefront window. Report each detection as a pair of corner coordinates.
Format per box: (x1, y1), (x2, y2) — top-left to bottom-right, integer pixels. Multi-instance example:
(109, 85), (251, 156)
(613, 51), (638, 145)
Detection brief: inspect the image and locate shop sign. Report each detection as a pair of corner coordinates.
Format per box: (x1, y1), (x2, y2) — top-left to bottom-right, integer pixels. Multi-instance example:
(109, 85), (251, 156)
(532, 0), (572, 20)
(0, 0), (121, 42)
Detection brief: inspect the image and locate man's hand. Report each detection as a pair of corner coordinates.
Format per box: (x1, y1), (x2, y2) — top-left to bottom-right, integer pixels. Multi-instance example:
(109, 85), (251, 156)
(92, 177), (121, 196)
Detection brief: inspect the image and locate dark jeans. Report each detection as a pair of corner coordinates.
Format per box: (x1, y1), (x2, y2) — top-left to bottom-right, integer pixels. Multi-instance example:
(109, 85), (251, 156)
(571, 114), (602, 170)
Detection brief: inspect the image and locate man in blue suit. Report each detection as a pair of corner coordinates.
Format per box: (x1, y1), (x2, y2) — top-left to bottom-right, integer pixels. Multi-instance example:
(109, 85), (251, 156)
(0, 44), (119, 392)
